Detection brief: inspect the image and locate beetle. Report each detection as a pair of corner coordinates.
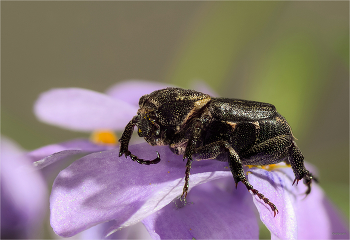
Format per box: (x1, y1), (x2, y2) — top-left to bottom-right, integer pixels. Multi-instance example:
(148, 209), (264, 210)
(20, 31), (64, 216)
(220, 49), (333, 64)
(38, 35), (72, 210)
(119, 87), (317, 216)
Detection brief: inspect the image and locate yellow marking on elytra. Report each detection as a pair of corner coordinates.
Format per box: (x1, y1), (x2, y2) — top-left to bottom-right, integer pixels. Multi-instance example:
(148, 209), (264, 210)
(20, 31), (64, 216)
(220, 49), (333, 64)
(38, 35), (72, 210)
(226, 121), (237, 130)
(180, 97), (211, 127)
(252, 121), (260, 129)
(90, 130), (118, 145)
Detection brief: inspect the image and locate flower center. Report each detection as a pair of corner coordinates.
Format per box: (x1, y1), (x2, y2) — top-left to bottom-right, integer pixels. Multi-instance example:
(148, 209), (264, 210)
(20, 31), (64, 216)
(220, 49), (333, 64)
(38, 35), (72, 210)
(90, 130), (118, 145)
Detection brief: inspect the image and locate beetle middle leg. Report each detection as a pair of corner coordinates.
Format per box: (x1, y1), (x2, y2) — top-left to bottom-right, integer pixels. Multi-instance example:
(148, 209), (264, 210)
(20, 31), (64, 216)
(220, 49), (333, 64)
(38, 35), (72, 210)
(180, 119), (203, 200)
(190, 140), (279, 216)
(180, 158), (192, 201)
(119, 116), (161, 164)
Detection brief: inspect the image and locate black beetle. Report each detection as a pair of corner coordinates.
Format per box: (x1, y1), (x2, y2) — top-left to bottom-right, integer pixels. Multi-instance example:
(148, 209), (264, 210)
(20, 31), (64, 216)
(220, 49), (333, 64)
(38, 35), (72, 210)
(119, 87), (317, 216)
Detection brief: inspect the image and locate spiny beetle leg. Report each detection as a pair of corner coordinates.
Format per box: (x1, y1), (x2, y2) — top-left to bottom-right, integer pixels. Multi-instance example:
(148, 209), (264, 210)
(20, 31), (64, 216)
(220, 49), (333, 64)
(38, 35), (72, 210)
(182, 119), (203, 162)
(289, 141), (318, 195)
(292, 171), (318, 195)
(120, 150), (161, 165)
(241, 178), (279, 217)
(133, 151), (161, 165)
(181, 158), (192, 201)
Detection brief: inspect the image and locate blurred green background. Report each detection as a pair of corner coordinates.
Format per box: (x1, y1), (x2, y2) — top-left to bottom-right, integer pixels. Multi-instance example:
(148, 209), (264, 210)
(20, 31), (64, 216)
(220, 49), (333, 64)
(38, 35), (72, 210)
(2, 1), (349, 238)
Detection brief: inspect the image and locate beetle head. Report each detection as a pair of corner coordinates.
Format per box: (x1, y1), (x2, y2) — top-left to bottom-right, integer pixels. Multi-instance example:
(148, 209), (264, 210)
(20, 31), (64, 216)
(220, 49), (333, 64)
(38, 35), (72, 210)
(135, 87), (211, 146)
(135, 107), (162, 146)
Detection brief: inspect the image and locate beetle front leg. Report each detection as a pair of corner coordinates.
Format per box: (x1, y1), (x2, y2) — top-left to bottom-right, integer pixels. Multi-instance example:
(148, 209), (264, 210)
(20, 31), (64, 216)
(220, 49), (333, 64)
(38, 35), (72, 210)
(119, 116), (161, 165)
(119, 116), (137, 157)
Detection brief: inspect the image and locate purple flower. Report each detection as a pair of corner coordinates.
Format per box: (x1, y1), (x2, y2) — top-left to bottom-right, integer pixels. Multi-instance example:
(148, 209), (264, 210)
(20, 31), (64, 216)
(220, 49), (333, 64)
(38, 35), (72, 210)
(48, 143), (349, 239)
(1, 136), (48, 238)
(33, 80), (349, 239)
(49, 143), (258, 239)
(34, 79), (217, 132)
(34, 80), (177, 132)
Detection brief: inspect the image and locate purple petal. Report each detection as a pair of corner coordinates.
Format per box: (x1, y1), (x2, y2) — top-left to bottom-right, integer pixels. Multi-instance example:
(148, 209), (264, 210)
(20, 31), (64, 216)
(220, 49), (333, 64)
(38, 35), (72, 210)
(1, 137), (48, 238)
(142, 178), (258, 239)
(321, 199), (349, 239)
(50, 143), (231, 237)
(34, 88), (138, 131)
(81, 221), (152, 239)
(248, 167), (298, 239)
(105, 80), (175, 106)
(248, 165), (349, 239)
(295, 173), (349, 239)
(29, 139), (113, 169)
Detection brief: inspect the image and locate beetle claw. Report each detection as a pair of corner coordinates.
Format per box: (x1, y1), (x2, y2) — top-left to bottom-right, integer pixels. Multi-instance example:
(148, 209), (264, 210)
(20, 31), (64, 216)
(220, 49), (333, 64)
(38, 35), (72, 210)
(292, 178), (300, 186)
(120, 150), (161, 165)
(304, 179), (312, 195)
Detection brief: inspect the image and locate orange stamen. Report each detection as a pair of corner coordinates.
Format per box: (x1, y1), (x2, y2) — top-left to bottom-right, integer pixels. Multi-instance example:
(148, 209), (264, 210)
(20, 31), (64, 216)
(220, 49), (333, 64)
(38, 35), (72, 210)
(90, 130), (118, 145)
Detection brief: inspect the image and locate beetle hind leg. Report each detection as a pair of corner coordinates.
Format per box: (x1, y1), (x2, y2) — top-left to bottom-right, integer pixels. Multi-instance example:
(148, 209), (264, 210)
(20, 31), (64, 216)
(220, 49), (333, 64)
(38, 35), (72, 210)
(240, 135), (317, 195)
(227, 144), (279, 216)
(240, 178), (279, 216)
(289, 141), (317, 195)
(191, 140), (279, 216)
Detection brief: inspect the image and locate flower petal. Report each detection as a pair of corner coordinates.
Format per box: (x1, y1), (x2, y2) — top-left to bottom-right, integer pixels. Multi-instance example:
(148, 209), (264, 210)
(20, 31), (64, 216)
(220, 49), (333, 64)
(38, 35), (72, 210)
(105, 80), (175, 106)
(34, 88), (138, 131)
(295, 167), (349, 240)
(248, 165), (349, 240)
(142, 178), (259, 239)
(29, 138), (109, 158)
(81, 221), (152, 239)
(248, 167), (299, 239)
(29, 139), (112, 169)
(1, 136), (48, 238)
(320, 199), (349, 239)
(50, 143), (231, 237)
